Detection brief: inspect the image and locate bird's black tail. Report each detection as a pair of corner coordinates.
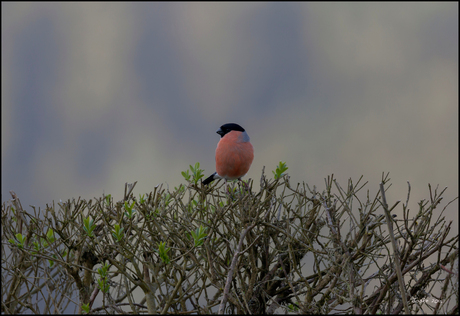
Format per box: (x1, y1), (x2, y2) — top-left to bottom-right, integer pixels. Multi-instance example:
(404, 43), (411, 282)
(202, 173), (217, 185)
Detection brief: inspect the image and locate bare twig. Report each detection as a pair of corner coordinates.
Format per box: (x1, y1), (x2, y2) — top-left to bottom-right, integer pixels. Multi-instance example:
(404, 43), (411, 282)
(379, 183), (409, 314)
(218, 222), (257, 314)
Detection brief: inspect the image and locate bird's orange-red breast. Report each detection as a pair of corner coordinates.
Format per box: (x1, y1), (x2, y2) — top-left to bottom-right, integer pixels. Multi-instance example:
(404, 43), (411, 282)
(202, 123), (254, 185)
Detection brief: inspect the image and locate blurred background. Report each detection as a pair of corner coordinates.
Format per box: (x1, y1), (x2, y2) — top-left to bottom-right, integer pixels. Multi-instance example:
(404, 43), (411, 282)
(2, 3), (458, 230)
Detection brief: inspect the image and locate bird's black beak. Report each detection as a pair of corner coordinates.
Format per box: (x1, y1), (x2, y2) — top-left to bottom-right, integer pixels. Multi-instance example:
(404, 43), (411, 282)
(216, 127), (224, 137)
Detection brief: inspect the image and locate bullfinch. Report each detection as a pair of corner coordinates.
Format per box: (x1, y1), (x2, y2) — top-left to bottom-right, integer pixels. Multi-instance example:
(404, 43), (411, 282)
(202, 123), (254, 185)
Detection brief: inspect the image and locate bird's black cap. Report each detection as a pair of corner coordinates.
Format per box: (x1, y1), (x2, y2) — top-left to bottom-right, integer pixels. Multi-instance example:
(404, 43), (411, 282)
(217, 123), (245, 137)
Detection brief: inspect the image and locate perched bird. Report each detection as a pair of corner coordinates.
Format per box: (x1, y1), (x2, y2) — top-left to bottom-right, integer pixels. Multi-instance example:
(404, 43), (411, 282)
(202, 123), (254, 185)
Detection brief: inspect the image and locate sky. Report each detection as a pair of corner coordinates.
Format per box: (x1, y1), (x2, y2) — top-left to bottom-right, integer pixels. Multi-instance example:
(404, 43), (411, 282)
(2, 3), (458, 232)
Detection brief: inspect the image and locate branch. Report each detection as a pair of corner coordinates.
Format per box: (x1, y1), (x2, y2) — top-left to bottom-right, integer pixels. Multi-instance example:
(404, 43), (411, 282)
(218, 222), (256, 314)
(379, 183), (409, 314)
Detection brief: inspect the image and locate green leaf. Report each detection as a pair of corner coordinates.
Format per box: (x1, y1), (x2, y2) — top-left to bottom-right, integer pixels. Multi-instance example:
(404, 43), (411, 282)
(164, 193), (172, 206)
(10, 233), (26, 248)
(191, 225), (208, 247)
(184, 162), (205, 185)
(46, 228), (55, 243)
(81, 303), (90, 314)
(83, 217), (96, 237)
(181, 169), (191, 181)
(156, 241), (171, 264)
(124, 201), (136, 219)
(273, 161), (288, 180)
(138, 194), (146, 204)
(105, 194), (112, 206)
(111, 224), (124, 242)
